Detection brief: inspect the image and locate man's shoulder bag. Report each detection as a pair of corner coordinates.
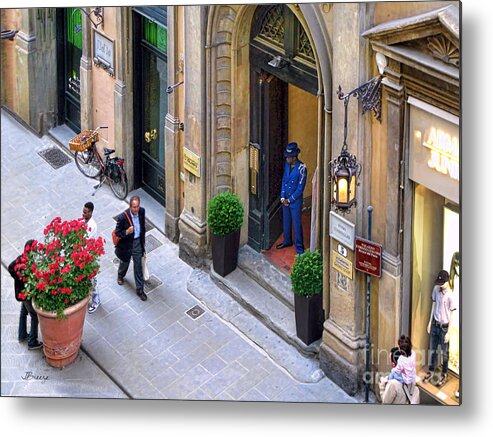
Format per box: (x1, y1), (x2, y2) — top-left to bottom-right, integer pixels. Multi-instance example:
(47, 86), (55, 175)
(112, 211), (132, 247)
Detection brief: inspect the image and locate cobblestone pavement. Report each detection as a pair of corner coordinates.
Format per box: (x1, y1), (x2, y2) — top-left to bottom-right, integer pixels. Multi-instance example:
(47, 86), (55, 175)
(1, 110), (355, 403)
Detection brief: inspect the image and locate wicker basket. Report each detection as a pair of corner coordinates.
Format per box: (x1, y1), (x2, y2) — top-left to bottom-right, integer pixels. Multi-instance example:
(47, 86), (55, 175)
(69, 130), (99, 152)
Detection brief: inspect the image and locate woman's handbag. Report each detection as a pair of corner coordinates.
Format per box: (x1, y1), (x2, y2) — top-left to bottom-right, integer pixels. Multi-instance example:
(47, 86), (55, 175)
(142, 253), (150, 282)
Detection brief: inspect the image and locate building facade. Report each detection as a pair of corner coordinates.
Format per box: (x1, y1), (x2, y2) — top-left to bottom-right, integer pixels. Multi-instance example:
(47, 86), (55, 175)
(1, 1), (460, 403)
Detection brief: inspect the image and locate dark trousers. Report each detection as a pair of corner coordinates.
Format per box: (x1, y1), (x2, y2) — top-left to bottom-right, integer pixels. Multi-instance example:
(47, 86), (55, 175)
(118, 238), (144, 292)
(429, 320), (450, 374)
(18, 300), (39, 347)
(282, 203), (304, 254)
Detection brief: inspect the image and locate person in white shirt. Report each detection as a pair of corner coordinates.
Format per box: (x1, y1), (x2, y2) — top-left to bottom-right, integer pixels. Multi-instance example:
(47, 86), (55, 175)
(83, 202), (100, 314)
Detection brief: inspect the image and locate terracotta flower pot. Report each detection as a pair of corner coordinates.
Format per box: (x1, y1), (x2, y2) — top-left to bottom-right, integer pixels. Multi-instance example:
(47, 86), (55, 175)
(33, 294), (91, 368)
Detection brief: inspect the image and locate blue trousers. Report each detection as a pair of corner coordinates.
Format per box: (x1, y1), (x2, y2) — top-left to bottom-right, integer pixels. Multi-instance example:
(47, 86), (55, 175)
(282, 203), (304, 254)
(429, 321), (450, 374)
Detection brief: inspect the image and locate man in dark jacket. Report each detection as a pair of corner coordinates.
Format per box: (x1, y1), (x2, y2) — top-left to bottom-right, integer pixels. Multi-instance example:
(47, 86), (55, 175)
(115, 195), (147, 301)
(8, 239), (43, 350)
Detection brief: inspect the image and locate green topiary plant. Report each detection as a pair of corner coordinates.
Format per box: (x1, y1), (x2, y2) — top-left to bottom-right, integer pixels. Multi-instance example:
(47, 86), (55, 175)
(207, 191), (244, 236)
(291, 250), (323, 297)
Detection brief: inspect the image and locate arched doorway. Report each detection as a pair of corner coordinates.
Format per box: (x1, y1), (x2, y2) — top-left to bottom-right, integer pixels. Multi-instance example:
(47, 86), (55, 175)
(248, 4), (319, 268)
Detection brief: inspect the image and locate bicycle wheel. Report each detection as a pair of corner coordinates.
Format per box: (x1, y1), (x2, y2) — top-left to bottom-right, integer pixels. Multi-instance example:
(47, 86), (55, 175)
(74, 148), (103, 178)
(109, 169), (128, 200)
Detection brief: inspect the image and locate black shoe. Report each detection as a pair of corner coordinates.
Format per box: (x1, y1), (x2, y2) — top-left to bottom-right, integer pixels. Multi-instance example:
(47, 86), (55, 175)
(117, 277), (124, 285)
(28, 341), (43, 350)
(137, 290), (147, 301)
(18, 335), (28, 343)
(276, 242), (293, 250)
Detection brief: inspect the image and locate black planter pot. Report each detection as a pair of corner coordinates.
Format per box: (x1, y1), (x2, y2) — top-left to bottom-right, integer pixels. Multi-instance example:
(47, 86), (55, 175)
(294, 292), (324, 345)
(211, 229), (241, 277)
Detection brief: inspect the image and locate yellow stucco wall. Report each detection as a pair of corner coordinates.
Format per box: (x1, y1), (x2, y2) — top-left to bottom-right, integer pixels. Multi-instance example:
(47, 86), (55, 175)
(288, 84), (318, 201)
(91, 8), (117, 149)
(374, 1), (457, 24)
(1, 9), (21, 112)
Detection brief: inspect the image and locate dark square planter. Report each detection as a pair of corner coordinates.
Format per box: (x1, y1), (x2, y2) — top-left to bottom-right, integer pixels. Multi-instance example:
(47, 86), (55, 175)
(294, 292), (324, 345)
(211, 229), (241, 277)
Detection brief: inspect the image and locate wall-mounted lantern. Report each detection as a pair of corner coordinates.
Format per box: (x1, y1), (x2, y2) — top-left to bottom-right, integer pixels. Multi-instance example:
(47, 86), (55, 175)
(330, 53), (387, 213)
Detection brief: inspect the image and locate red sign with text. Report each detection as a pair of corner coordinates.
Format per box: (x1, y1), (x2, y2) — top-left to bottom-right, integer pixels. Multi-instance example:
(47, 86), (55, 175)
(355, 237), (382, 278)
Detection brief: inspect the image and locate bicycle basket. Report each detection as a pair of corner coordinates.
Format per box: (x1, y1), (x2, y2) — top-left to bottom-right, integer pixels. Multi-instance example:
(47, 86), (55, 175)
(69, 130), (99, 152)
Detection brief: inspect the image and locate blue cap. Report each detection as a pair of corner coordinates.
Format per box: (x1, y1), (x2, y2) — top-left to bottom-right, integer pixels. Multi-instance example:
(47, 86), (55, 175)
(284, 142), (300, 158)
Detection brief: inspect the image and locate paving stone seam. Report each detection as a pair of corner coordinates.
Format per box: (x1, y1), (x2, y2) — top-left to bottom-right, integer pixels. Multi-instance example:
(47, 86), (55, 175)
(187, 269), (324, 384)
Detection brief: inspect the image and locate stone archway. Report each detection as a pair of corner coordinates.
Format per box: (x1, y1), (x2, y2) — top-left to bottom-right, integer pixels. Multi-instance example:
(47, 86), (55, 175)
(205, 4), (332, 251)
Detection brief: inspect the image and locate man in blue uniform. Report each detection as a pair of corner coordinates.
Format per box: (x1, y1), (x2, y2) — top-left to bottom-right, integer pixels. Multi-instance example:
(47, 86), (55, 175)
(277, 142), (307, 254)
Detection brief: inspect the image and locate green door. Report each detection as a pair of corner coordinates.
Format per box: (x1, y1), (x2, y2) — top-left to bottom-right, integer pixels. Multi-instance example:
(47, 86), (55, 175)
(58, 8), (82, 132)
(134, 13), (168, 205)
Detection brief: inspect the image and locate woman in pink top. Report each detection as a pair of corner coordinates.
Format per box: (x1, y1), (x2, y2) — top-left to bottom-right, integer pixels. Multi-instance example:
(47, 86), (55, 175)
(387, 335), (416, 385)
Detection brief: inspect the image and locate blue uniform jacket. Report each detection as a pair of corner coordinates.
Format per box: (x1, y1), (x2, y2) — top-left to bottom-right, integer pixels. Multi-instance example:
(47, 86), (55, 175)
(281, 160), (307, 209)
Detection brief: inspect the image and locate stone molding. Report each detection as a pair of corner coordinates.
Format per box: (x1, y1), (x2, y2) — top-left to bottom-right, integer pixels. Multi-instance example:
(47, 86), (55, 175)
(382, 251), (402, 278)
(209, 5), (238, 194)
(324, 318), (366, 351)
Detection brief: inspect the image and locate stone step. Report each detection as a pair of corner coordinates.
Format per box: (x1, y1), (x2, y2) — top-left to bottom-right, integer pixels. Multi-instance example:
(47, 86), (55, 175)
(237, 245), (294, 310)
(48, 124), (77, 152)
(187, 269), (324, 384)
(210, 263), (321, 358)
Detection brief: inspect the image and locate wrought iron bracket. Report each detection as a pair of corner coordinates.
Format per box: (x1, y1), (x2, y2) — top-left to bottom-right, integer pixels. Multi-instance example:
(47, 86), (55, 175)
(75, 7), (104, 29)
(337, 75), (383, 122)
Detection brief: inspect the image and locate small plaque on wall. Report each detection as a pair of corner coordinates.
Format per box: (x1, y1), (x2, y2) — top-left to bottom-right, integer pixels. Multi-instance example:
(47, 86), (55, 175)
(184, 148), (201, 178)
(336, 271), (349, 292)
(93, 30), (115, 76)
(332, 250), (353, 280)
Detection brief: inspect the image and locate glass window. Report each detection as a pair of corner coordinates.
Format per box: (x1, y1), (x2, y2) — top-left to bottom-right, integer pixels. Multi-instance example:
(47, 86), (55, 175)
(143, 18), (167, 53)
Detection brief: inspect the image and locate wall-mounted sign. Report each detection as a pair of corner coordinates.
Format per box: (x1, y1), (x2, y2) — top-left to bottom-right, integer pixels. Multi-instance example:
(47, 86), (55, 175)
(329, 211), (355, 250)
(354, 237), (382, 278)
(336, 271), (349, 292)
(93, 30), (115, 76)
(408, 96), (459, 204)
(332, 250), (353, 279)
(184, 148), (201, 178)
(337, 244), (348, 258)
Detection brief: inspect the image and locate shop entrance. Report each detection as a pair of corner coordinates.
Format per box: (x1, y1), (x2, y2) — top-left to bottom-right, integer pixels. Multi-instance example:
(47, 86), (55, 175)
(133, 9), (167, 205)
(57, 8), (82, 133)
(248, 4), (318, 269)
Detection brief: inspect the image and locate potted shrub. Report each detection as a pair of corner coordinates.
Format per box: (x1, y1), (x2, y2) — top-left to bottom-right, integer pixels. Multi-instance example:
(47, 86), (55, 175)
(207, 191), (244, 277)
(13, 216), (105, 367)
(290, 249), (324, 345)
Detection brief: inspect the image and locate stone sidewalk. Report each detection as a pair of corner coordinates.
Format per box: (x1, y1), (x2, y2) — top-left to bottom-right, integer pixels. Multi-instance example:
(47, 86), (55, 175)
(0, 109), (356, 403)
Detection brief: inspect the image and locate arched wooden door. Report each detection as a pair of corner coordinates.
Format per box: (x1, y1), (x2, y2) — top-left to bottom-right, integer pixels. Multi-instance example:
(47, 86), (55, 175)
(248, 4), (317, 252)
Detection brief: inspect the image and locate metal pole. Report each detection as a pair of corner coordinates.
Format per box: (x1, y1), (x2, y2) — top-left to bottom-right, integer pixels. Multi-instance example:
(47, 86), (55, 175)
(365, 205), (373, 403)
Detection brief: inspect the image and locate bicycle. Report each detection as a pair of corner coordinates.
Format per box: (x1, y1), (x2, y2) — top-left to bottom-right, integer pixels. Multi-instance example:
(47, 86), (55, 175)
(69, 126), (128, 200)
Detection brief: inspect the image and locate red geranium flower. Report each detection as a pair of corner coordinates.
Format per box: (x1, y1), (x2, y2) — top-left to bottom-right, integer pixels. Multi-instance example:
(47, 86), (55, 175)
(16, 216), (105, 319)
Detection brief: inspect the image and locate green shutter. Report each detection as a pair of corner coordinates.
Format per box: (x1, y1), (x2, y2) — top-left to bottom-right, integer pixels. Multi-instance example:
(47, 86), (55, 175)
(143, 17), (167, 53)
(157, 26), (167, 52)
(66, 8), (82, 50)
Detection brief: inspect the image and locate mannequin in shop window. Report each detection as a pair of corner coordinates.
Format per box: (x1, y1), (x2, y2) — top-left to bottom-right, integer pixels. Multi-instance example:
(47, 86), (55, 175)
(423, 269), (457, 387)
(449, 251), (460, 400)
